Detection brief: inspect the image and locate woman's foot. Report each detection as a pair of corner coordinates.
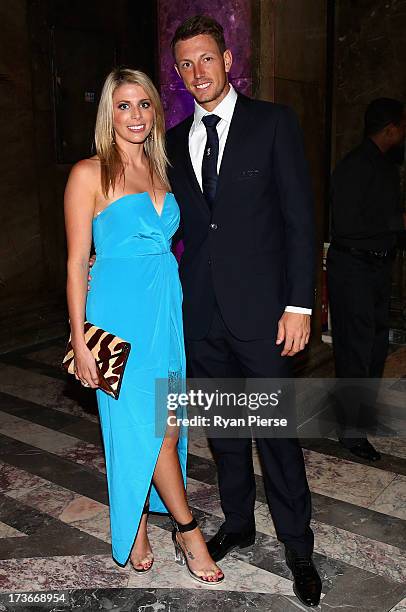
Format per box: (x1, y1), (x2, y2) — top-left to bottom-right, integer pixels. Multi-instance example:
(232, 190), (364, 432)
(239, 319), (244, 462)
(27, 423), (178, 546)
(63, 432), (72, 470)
(130, 512), (154, 572)
(175, 522), (224, 582)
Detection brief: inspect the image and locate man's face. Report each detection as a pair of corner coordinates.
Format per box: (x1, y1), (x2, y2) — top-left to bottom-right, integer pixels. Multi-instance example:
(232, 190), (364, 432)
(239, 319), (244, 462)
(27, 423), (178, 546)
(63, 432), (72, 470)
(174, 34), (232, 111)
(387, 111), (406, 148)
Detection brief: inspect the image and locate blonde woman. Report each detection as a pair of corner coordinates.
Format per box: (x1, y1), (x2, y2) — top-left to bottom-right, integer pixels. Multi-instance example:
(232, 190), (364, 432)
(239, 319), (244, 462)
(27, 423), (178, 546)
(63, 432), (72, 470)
(64, 68), (224, 583)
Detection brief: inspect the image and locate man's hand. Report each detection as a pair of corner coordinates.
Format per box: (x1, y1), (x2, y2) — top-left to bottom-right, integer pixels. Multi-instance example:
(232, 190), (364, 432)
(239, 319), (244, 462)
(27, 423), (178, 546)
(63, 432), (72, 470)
(276, 312), (311, 357)
(88, 254), (96, 291)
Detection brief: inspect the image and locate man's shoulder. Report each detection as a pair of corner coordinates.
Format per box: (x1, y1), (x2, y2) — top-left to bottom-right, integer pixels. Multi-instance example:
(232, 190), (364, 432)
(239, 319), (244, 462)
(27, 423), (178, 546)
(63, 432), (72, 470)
(334, 141), (373, 173)
(238, 94), (293, 119)
(165, 95), (297, 143)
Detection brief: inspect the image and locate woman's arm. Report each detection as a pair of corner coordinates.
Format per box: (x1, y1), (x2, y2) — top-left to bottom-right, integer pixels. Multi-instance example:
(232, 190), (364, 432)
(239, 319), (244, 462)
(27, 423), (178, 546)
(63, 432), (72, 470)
(64, 160), (99, 388)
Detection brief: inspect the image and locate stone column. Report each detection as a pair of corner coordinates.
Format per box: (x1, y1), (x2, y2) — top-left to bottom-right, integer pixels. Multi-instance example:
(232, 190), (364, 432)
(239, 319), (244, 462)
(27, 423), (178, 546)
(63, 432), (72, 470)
(256, 1), (329, 364)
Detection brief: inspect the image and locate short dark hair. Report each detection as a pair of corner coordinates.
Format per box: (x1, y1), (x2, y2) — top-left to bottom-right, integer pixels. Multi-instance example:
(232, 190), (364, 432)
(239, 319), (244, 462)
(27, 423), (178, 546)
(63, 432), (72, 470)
(171, 15), (226, 56)
(364, 98), (404, 136)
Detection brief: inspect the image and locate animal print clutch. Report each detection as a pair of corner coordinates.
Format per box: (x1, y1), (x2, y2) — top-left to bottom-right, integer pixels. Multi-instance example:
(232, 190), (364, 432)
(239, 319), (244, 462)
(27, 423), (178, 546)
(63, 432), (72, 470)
(62, 322), (131, 399)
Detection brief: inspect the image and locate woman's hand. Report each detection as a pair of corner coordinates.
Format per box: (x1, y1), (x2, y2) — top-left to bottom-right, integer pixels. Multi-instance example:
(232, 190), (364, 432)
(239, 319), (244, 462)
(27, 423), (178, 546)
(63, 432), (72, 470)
(72, 343), (100, 389)
(88, 254), (96, 291)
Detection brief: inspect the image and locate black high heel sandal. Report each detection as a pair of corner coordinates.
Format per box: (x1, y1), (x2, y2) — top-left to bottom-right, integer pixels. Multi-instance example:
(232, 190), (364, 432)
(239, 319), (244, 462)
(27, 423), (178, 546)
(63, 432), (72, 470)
(171, 516), (225, 585)
(130, 501), (154, 574)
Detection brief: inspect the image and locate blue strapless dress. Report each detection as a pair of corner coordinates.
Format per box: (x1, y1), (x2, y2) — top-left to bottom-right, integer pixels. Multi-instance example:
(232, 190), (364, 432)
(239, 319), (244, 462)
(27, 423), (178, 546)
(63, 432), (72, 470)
(86, 192), (187, 565)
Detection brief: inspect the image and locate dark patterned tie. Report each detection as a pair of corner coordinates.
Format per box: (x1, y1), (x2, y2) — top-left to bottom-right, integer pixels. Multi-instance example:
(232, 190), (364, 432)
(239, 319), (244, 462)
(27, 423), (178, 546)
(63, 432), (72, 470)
(201, 114), (221, 208)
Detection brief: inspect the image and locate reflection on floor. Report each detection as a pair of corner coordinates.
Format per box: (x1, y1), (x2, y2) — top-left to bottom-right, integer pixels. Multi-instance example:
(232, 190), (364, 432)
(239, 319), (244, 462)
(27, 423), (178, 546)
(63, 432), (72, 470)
(0, 338), (405, 611)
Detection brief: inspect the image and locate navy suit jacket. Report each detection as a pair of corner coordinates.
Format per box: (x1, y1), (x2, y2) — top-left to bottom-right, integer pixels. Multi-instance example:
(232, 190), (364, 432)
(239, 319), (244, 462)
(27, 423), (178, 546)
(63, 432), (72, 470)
(166, 93), (316, 341)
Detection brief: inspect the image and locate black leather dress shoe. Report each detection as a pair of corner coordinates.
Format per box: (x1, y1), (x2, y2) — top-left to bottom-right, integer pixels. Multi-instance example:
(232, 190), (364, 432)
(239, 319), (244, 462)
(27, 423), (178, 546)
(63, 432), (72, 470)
(286, 548), (322, 608)
(207, 525), (256, 562)
(339, 437), (381, 461)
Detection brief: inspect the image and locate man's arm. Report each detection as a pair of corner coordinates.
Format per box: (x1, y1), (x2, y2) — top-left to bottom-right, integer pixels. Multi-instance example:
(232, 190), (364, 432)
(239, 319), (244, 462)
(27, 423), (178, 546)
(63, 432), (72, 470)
(273, 106), (316, 355)
(331, 155), (374, 239)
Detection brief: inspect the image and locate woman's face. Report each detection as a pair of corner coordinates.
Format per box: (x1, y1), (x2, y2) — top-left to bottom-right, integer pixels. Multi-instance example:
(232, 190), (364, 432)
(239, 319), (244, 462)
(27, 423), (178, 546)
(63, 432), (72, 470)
(112, 83), (155, 145)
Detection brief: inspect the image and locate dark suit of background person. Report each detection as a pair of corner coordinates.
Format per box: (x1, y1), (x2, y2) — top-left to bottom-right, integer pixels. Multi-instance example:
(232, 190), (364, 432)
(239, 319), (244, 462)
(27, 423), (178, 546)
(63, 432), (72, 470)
(327, 98), (406, 462)
(167, 85), (317, 563)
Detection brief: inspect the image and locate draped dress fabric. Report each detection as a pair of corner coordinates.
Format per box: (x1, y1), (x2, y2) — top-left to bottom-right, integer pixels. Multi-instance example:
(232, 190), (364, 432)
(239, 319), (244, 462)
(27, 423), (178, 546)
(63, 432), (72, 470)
(86, 192), (187, 565)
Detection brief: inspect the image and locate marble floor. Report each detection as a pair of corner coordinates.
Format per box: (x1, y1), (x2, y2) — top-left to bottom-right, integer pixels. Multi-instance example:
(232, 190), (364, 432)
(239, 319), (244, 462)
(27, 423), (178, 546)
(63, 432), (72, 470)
(0, 338), (405, 611)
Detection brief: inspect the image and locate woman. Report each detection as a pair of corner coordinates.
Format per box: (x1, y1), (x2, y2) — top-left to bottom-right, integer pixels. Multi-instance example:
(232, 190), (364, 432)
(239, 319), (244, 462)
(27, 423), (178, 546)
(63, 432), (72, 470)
(64, 68), (223, 583)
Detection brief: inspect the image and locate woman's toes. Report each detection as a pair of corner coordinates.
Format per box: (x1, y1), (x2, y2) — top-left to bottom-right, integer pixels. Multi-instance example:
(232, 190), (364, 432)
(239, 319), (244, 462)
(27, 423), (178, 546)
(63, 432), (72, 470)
(131, 551), (153, 570)
(202, 569), (219, 582)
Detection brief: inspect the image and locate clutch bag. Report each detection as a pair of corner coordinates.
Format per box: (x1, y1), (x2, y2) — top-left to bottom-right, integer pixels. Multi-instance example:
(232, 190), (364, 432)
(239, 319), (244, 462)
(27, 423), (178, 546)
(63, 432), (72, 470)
(61, 321), (131, 400)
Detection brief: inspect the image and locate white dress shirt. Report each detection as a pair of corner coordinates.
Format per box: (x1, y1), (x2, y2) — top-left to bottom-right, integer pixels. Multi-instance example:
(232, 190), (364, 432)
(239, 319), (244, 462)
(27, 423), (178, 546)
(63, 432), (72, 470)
(189, 84), (238, 187)
(188, 84), (312, 316)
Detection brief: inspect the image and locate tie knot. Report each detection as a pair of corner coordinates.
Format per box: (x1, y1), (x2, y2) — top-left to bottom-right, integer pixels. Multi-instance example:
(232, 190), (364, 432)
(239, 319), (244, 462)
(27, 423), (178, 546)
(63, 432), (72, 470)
(202, 114), (221, 129)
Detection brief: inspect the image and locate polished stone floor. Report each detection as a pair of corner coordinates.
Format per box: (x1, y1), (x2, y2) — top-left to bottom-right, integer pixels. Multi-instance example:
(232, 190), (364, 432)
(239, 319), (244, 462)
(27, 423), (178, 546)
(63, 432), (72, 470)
(0, 337), (404, 611)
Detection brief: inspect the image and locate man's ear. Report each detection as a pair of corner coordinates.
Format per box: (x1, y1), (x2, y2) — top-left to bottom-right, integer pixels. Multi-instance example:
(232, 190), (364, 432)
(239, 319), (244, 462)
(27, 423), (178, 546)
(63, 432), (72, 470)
(174, 63), (181, 78)
(223, 49), (233, 73)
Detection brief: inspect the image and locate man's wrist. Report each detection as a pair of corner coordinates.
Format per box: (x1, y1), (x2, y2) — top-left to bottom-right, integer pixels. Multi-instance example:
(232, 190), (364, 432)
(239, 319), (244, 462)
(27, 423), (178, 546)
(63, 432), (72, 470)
(284, 306), (312, 315)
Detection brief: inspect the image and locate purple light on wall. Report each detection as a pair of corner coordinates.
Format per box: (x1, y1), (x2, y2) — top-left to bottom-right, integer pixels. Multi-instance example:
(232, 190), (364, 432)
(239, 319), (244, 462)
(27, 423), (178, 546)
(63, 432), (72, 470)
(158, 0), (253, 129)
(158, 1), (253, 262)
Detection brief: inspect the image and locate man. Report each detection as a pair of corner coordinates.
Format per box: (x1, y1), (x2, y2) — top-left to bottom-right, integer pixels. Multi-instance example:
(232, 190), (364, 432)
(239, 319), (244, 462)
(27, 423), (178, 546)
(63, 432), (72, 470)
(327, 98), (406, 462)
(166, 15), (321, 607)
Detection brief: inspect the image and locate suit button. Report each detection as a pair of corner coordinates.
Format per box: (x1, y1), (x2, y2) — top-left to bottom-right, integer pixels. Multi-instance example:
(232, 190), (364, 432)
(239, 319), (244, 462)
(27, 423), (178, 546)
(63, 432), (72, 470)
(210, 223), (218, 230)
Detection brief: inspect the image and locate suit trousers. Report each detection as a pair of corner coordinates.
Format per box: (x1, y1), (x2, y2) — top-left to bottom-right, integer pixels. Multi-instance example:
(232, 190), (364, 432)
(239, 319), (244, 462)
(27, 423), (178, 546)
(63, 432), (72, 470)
(185, 305), (314, 556)
(327, 246), (393, 438)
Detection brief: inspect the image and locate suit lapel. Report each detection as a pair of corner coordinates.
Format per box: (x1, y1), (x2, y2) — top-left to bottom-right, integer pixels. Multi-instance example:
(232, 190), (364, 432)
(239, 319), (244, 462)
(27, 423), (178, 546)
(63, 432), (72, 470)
(214, 95), (251, 206)
(175, 115), (211, 219)
(172, 94), (252, 216)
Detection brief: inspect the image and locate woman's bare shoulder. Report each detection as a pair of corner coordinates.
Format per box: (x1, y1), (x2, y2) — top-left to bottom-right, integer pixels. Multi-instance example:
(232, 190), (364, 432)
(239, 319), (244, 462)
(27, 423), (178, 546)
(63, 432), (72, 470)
(71, 156), (100, 176)
(68, 156), (101, 190)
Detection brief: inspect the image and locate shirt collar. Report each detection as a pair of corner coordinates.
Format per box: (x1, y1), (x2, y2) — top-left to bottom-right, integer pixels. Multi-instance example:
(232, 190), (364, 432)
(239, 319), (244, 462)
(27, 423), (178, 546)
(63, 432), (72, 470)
(192, 83), (238, 130)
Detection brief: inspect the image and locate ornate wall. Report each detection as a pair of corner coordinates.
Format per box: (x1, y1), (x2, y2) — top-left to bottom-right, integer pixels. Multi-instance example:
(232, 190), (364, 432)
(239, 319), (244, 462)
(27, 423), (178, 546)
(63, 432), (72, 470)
(157, 0), (253, 129)
(0, 1), (44, 305)
(0, 0), (156, 314)
(333, 0), (406, 165)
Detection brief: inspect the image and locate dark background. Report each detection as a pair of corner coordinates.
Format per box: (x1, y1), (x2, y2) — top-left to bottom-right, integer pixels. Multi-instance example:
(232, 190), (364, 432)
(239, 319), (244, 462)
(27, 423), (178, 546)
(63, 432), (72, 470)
(0, 0), (405, 354)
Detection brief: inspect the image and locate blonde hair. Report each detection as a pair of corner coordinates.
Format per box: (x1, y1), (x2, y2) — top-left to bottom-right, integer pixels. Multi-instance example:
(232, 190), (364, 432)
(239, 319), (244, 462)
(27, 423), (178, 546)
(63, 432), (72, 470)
(95, 68), (170, 197)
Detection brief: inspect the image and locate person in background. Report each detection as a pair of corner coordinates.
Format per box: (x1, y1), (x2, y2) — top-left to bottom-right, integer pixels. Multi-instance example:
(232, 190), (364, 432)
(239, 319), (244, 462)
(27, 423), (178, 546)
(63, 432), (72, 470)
(327, 98), (406, 461)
